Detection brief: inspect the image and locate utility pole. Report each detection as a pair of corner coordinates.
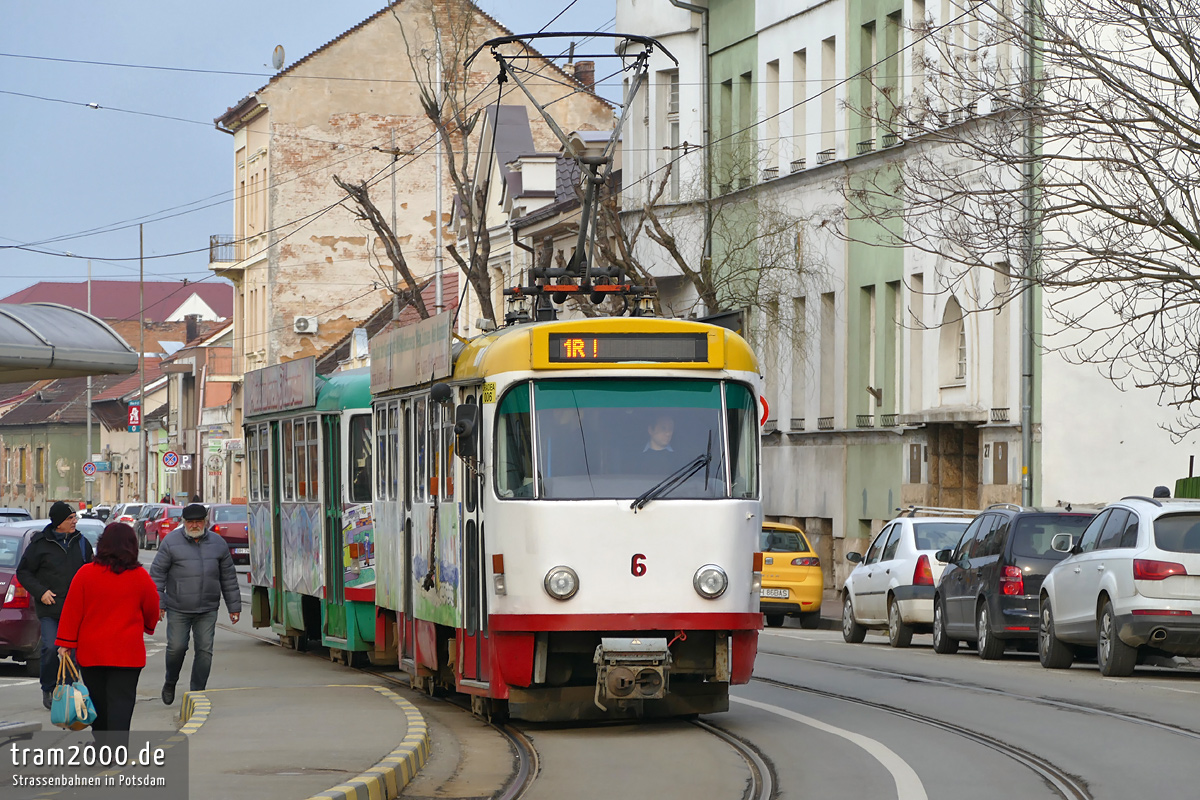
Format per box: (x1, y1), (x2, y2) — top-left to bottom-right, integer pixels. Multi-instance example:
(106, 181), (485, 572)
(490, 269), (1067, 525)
(86, 260), (92, 511)
(1020, 1), (1041, 507)
(433, 33), (444, 314)
(391, 129), (399, 320)
(139, 225), (147, 503)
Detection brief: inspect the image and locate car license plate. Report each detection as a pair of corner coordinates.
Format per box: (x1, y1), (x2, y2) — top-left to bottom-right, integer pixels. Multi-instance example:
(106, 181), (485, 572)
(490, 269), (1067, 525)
(760, 588), (789, 599)
(233, 547), (249, 555)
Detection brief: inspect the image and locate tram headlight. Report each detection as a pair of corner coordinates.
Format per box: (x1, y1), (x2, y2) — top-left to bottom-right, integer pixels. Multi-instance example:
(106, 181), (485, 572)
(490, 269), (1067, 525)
(693, 564), (728, 599)
(544, 566), (580, 600)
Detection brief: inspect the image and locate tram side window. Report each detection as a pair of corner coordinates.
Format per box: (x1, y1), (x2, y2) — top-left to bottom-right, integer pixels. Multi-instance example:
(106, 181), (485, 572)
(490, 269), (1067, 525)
(414, 397), (427, 503)
(495, 384), (533, 499)
(294, 418), (309, 501)
(258, 425), (271, 502)
(404, 406), (413, 509)
(247, 427), (259, 502)
(725, 383), (759, 499)
(308, 418), (319, 500)
(349, 414), (373, 504)
(387, 403), (399, 501)
(375, 407), (388, 500)
(282, 420), (295, 501)
(442, 404), (455, 499)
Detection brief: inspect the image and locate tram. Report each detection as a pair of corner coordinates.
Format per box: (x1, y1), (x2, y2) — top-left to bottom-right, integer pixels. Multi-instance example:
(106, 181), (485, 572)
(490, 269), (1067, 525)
(368, 312), (764, 721)
(242, 358), (378, 664)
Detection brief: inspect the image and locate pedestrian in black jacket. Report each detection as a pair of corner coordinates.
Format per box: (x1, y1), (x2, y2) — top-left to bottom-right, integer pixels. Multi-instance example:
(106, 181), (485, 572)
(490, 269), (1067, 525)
(15, 501), (94, 709)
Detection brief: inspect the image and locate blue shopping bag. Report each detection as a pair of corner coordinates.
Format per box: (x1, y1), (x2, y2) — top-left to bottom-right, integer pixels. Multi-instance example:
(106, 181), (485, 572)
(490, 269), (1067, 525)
(50, 652), (97, 731)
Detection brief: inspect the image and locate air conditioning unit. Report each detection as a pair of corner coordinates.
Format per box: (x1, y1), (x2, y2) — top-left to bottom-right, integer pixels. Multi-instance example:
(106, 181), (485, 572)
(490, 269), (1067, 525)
(293, 316), (319, 334)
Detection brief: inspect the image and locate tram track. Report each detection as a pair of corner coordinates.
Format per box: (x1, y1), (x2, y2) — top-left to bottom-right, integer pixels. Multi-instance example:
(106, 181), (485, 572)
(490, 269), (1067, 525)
(751, 674), (1091, 800)
(220, 622), (770, 799)
(757, 649), (1200, 742)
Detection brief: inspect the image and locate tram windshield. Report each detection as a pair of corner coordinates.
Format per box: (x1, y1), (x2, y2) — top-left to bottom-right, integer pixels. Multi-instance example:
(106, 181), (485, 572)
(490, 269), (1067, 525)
(495, 379), (758, 501)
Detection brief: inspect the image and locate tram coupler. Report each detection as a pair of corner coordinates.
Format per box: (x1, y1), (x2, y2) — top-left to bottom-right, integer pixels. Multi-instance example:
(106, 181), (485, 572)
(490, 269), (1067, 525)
(592, 637), (671, 711)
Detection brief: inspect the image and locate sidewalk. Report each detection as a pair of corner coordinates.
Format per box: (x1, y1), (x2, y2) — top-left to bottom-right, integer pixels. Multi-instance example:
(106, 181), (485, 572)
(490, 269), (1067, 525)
(0, 565), (430, 800)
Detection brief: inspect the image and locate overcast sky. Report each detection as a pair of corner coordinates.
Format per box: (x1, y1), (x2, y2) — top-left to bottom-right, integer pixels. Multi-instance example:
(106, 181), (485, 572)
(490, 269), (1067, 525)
(0, 1), (617, 306)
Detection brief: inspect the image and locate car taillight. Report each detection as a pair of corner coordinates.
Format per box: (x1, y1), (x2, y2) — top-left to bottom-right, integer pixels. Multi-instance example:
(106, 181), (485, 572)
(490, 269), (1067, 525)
(913, 554), (934, 586)
(1133, 559), (1188, 581)
(1000, 565), (1024, 596)
(212, 524), (222, 534)
(3, 576), (30, 609)
(791, 556), (820, 567)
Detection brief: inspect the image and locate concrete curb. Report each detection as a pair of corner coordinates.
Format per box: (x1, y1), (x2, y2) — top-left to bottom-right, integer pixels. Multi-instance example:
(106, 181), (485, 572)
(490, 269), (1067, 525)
(306, 686), (429, 800)
(179, 691), (211, 735)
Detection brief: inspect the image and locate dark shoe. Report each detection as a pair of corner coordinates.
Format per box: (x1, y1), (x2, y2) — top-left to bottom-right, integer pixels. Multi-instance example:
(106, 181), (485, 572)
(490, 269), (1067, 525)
(42, 690), (52, 710)
(161, 683), (175, 705)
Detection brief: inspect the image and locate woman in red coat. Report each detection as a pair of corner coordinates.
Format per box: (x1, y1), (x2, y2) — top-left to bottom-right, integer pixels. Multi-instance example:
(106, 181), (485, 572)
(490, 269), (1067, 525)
(55, 522), (159, 732)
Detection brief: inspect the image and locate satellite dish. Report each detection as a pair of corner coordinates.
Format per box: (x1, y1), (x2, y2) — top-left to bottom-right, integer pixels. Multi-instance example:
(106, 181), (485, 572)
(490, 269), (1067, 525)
(272, 45), (285, 71)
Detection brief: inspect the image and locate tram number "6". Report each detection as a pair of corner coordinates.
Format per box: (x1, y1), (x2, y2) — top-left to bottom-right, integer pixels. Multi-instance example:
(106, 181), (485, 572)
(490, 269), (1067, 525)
(631, 554), (647, 577)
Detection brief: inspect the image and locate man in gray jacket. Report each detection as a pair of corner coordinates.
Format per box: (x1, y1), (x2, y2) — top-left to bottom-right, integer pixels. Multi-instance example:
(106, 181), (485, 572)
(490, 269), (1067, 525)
(150, 503), (241, 705)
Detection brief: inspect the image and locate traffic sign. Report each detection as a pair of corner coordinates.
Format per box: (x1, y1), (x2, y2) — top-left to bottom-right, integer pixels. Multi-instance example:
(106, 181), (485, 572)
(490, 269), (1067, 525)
(181, 454), (193, 471)
(164, 467), (179, 475)
(162, 451), (180, 468)
(127, 401), (141, 432)
(82, 461), (97, 476)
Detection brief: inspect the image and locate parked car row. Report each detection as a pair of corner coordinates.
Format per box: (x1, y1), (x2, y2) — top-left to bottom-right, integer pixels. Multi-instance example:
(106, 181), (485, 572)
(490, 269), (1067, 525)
(841, 496), (1200, 678)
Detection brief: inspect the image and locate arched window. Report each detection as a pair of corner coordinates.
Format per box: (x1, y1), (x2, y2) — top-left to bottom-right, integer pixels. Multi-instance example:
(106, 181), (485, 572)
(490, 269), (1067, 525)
(939, 298), (966, 386)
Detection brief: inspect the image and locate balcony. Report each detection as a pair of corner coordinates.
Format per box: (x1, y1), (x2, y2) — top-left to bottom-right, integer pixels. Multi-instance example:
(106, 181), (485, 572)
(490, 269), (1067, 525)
(761, 167), (779, 181)
(737, 176), (753, 190)
(209, 234), (241, 264)
(789, 158), (806, 173)
(817, 416), (834, 431)
(856, 414), (875, 428)
(789, 418), (805, 431)
(856, 139), (875, 155)
(882, 132), (900, 148)
(990, 407), (1011, 423)
(881, 413), (899, 427)
(816, 148), (836, 165)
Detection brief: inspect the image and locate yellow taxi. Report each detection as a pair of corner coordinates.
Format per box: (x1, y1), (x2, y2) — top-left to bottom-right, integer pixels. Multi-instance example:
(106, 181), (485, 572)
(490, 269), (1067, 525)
(760, 521), (823, 628)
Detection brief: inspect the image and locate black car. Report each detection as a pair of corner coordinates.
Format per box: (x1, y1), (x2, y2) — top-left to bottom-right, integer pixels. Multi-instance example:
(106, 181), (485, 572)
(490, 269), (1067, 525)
(933, 505), (1095, 659)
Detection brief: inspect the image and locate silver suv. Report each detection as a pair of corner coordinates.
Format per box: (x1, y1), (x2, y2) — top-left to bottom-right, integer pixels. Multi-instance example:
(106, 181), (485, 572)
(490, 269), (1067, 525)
(1039, 496), (1200, 676)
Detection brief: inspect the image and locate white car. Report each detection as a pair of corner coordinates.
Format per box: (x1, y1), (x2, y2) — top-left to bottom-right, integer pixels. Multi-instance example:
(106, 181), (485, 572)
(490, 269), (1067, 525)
(1038, 496), (1200, 676)
(842, 511), (974, 647)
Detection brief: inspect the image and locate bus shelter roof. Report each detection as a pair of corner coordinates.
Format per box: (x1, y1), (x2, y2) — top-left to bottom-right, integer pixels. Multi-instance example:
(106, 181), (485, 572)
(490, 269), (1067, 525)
(0, 302), (139, 383)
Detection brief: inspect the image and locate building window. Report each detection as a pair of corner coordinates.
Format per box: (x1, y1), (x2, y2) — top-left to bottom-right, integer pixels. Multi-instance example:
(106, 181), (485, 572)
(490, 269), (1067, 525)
(35, 447), (45, 486)
(939, 297), (966, 387)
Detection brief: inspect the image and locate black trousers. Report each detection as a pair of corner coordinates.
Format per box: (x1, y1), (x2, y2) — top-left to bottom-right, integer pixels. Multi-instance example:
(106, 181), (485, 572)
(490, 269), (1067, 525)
(80, 665), (142, 732)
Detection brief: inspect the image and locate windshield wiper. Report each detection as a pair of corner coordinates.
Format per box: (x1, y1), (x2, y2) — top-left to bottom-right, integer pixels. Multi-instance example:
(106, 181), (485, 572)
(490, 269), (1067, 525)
(631, 444), (712, 512)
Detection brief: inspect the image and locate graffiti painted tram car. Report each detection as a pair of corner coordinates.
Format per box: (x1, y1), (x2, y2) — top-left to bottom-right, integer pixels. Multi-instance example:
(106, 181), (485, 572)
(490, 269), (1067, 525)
(369, 314), (764, 721)
(243, 358), (378, 665)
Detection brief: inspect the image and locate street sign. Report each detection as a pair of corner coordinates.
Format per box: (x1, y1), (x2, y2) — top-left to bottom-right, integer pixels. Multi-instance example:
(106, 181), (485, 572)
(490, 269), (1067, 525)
(162, 451), (180, 468)
(164, 467), (179, 475)
(127, 401), (141, 432)
(82, 462), (97, 476)
(84, 476), (96, 482)
(180, 454), (193, 471)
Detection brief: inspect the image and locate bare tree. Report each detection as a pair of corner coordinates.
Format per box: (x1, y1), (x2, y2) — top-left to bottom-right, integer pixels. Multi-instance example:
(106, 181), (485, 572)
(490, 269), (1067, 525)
(843, 0), (1200, 434)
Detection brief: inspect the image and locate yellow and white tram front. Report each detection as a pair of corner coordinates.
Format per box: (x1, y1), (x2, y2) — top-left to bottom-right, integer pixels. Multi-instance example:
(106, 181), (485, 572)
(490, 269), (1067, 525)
(463, 319), (763, 720)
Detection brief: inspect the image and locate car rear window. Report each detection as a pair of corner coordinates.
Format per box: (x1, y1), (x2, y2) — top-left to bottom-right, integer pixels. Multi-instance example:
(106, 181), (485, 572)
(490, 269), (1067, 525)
(913, 521), (969, 551)
(1012, 514), (1093, 558)
(760, 529), (809, 553)
(0, 534), (22, 568)
(1153, 513), (1200, 554)
(166, 508), (182, 519)
(213, 506), (248, 523)
(0, 512), (30, 522)
(124, 505), (144, 516)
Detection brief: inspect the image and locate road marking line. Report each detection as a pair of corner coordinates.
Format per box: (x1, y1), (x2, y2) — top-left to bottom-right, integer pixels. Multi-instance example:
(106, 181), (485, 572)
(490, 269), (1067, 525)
(732, 695), (928, 800)
(0, 679), (39, 689)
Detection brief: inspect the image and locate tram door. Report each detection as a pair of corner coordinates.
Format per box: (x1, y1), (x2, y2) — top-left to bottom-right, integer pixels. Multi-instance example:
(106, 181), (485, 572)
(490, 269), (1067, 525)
(322, 416), (347, 639)
(460, 388), (488, 683)
(400, 400), (416, 666)
(270, 420), (285, 627)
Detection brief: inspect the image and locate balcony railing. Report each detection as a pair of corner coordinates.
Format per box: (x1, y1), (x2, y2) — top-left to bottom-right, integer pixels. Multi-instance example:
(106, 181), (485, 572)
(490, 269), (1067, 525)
(856, 414), (875, 428)
(881, 413), (898, 427)
(816, 148), (836, 165)
(789, 418), (805, 431)
(817, 416), (834, 430)
(789, 158), (806, 173)
(209, 234), (241, 263)
(856, 139), (875, 155)
(737, 176), (753, 190)
(990, 407), (1010, 423)
(761, 167), (779, 181)
(882, 132), (900, 148)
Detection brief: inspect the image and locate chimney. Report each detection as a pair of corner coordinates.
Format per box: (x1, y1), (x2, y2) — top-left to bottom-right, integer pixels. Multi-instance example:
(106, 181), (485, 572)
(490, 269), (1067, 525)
(185, 314), (200, 344)
(573, 60), (595, 91)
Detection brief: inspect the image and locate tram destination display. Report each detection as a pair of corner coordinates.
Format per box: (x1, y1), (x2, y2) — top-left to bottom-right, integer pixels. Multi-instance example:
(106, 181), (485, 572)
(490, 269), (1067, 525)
(547, 332), (708, 363)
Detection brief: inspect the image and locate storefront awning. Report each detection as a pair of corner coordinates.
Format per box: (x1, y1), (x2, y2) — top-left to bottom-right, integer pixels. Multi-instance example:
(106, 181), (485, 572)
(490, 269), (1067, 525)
(0, 303), (139, 383)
